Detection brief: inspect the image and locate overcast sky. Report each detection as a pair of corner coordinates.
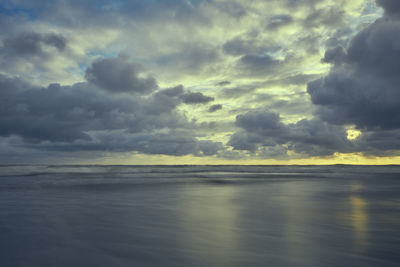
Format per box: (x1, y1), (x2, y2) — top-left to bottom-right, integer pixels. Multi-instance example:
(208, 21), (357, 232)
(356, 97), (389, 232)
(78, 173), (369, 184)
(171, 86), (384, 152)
(1, 0), (399, 164)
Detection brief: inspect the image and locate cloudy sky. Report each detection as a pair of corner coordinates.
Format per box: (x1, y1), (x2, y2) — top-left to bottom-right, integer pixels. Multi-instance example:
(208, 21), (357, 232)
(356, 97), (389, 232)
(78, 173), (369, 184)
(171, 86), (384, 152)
(0, 0), (399, 164)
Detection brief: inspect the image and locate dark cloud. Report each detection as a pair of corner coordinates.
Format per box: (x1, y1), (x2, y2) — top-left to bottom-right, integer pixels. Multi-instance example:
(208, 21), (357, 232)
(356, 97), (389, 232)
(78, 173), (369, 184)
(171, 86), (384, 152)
(377, 0), (400, 17)
(208, 104), (222, 112)
(150, 85), (214, 111)
(2, 0), (398, 161)
(235, 109), (285, 134)
(0, 68), (221, 157)
(158, 84), (184, 97)
(141, 133), (200, 156)
(354, 129), (400, 156)
(308, 18), (400, 130)
(42, 34), (67, 50)
(150, 84), (214, 105)
(228, 109), (351, 157)
(0, 30), (68, 77)
(87, 131), (200, 156)
(85, 56), (158, 94)
(228, 131), (261, 152)
(35, 130), (222, 157)
(0, 75), (142, 143)
(267, 14), (293, 29)
(0, 31), (67, 67)
(0, 136), (75, 164)
(180, 92), (214, 104)
(199, 140), (223, 156)
(238, 54), (282, 75)
(0, 32), (66, 56)
(216, 81), (231, 86)
(322, 45), (347, 65)
(303, 2), (400, 157)
(145, 88), (183, 115)
(263, 96), (314, 117)
(286, 118), (352, 156)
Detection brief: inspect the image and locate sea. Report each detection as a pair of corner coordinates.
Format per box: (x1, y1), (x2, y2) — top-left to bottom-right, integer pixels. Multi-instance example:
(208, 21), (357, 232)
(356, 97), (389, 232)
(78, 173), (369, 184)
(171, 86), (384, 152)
(1, 165), (400, 267)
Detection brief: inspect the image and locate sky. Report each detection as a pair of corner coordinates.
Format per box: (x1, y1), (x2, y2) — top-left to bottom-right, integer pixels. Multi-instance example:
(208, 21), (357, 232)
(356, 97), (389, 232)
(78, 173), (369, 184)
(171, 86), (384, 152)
(0, 0), (400, 164)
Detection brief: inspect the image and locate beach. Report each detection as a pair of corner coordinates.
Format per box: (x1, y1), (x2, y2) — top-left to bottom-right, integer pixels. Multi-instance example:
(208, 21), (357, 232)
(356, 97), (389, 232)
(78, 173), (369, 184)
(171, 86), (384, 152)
(1, 165), (400, 266)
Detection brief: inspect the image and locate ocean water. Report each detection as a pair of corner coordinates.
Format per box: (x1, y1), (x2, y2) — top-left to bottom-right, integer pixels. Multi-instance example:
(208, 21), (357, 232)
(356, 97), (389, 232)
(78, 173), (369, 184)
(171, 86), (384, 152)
(1, 165), (400, 267)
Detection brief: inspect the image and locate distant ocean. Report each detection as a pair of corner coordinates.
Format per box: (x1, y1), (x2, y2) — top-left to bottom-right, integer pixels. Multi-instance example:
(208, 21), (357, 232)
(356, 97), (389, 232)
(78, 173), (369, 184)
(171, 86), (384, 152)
(1, 165), (400, 267)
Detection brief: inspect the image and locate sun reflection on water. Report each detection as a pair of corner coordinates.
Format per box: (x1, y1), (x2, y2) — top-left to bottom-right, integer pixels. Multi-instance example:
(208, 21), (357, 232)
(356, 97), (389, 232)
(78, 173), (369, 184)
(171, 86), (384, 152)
(177, 184), (240, 266)
(349, 182), (369, 250)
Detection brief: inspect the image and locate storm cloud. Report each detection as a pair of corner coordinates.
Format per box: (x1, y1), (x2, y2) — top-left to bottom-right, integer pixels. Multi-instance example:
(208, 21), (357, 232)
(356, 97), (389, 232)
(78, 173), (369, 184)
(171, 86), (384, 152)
(0, 31), (68, 78)
(0, 32), (67, 57)
(180, 92), (214, 104)
(308, 8), (400, 130)
(208, 104), (223, 113)
(238, 54), (282, 76)
(0, 57), (221, 157)
(377, 0), (400, 17)
(228, 109), (351, 157)
(85, 56), (158, 94)
(0, 0), (396, 163)
(229, 5), (400, 158)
